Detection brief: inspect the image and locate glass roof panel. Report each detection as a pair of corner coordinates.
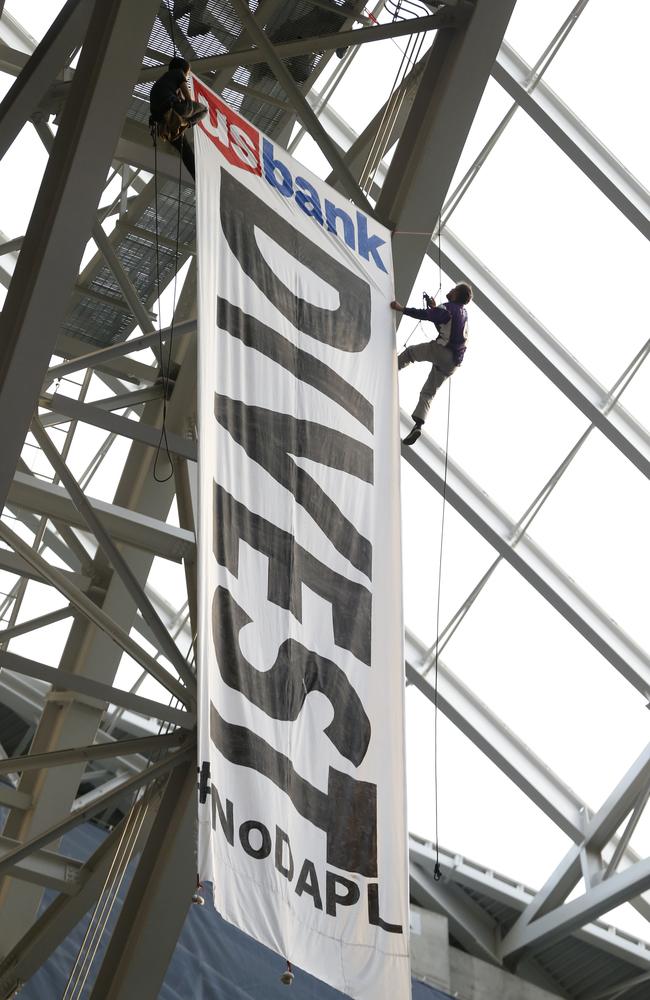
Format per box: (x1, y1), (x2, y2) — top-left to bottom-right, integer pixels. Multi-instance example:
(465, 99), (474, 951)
(442, 560), (650, 808)
(449, 105), (650, 388)
(504, 0), (579, 66)
(401, 460), (497, 647)
(526, 430), (650, 652)
(541, 0), (650, 187)
(406, 685), (572, 890)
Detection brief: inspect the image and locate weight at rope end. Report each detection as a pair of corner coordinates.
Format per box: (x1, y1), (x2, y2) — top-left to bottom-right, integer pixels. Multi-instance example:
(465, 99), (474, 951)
(280, 961), (294, 986)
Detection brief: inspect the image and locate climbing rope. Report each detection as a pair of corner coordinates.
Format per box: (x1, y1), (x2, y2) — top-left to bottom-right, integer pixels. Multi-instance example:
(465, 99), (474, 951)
(400, 213), (443, 349)
(165, 0), (179, 57)
(61, 791), (153, 1000)
(432, 376), (451, 880)
(359, 25), (426, 196)
(62, 699), (183, 998)
(151, 122), (184, 483)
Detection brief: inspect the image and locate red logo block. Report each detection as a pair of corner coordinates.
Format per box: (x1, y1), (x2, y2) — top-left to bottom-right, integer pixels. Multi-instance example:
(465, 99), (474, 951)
(193, 78), (261, 175)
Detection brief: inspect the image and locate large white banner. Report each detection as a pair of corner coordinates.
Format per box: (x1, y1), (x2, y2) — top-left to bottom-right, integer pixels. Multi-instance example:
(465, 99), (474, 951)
(194, 77), (409, 999)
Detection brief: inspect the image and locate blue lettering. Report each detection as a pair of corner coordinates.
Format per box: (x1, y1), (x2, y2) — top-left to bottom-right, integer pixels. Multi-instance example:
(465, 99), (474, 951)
(259, 142), (387, 272)
(295, 176), (323, 225)
(262, 138), (293, 197)
(325, 199), (355, 251)
(356, 211), (387, 273)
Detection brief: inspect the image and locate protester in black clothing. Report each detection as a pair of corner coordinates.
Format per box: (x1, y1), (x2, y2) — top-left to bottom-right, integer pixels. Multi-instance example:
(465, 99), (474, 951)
(149, 57), (207, 179)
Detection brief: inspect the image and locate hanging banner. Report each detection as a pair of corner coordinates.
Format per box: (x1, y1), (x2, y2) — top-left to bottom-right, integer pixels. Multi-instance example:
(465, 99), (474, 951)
(194, 76), (409, 1000)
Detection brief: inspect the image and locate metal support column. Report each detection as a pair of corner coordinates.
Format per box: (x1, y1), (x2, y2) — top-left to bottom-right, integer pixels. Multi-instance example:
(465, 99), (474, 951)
(0, 271), (196, 952)
(375, 0), (518, 302)
(88, 761), (196, 1000)
(0, 0), (92, 161)
(0, 0), (161, 512)
(227, 0), (374, 213)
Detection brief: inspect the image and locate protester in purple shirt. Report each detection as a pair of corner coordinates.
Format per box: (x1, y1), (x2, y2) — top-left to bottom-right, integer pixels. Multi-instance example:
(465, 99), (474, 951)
(391, 282), (472, 445)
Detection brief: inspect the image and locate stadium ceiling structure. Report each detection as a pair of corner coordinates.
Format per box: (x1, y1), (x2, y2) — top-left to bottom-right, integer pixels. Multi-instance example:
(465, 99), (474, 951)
(0, 1), (648, 998)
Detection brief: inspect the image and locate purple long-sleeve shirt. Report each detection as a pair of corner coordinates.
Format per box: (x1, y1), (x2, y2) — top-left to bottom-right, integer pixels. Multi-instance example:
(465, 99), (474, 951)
(403, 300), (468, 365)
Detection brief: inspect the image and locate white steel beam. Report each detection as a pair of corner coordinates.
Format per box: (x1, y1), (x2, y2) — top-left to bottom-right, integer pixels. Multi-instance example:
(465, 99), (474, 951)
(492, 42), (650, 242)
(0, 786), (31, 811)
(0, 836), (84, 896)
(0, 546), (89, 591)
(0, 649), (194, 729)
(8, 471), (195, 561)
(0, 269), (197, 950)
(47, 319), (196, 381)
(0, 731), (187, 775)
(401, 413), (650, 701)
(0, 519), (189, 706)
(501, 742), (650, 963)
(501, 858), (650, 964)
(36, 394), (197, 463)
(0, 0), (91, 162)
(437, 228), (650, 484)
(409, 838), (650, 973)
(0, 747), (193, 879)
(410, 860), (500, 965)
(405, 629), (586, 840)
(114, 119), (183, 181)
(0, 607), (74, 644)
(31, 418), (195, 693)
(41, 386), (165, 423)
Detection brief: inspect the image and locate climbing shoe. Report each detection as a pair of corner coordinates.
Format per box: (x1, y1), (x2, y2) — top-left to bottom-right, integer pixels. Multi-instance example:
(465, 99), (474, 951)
(402, 423), (422, 446)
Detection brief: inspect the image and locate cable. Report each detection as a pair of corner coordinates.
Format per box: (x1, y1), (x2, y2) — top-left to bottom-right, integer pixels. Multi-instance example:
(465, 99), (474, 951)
(62, 699), (184, 998)
(434, 213), (442, 300)
(359, 24), (427, 196)
(402, 213), (443, 349)
(432, 375), (451, 880)
(385, 0), (434, 21)
(152, 126), (184, 483)
(165, 0), (179, 56)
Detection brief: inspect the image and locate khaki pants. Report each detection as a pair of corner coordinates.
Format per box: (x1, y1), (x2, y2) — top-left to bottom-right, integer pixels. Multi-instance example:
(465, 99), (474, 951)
(398, 341), (456, 424)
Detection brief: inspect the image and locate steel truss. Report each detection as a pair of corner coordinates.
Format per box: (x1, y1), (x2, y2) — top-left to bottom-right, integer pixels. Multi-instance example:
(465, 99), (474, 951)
(0, 1), (648, 997)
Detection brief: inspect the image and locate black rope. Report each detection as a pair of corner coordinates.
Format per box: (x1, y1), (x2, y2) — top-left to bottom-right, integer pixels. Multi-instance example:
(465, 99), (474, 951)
(165, 0), (179, 56)
(403, 213), (443, 349)
(152, 126), (184, 483)
(435, 212), (443, 300)
(433, 376), (452, 881)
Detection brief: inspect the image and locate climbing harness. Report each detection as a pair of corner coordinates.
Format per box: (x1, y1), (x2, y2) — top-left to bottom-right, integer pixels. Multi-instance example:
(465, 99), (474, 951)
(151, 105), (190, 145)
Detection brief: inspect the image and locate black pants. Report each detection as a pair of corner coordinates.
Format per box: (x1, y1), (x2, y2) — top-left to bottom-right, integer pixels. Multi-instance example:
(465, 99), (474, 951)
(170, 133), (195, 179)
